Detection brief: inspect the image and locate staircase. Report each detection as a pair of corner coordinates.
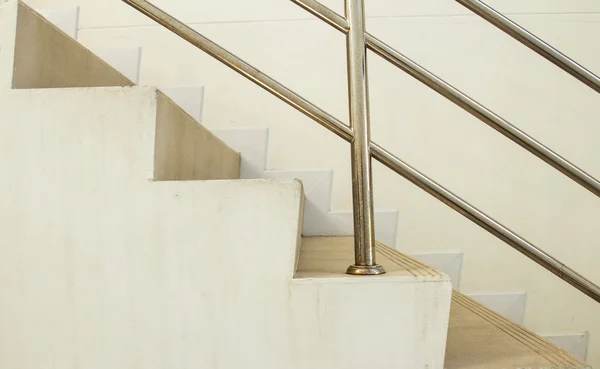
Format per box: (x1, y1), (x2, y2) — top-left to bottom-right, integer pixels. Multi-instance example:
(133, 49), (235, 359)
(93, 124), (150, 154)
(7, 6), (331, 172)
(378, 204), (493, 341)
(0, 1), (593, 368)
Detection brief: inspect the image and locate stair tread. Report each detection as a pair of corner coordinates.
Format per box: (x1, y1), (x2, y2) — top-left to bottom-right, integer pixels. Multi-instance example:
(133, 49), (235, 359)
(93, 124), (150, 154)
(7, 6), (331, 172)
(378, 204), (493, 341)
(297, 237), (589, 368)
(295, 236), (445, 279)
(447, 292), (589, 369)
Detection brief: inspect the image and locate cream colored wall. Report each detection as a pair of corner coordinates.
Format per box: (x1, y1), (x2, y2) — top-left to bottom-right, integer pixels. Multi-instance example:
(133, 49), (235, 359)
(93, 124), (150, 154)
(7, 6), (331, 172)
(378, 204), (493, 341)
(17, 0), (600, 365)
(0, 0), (17, 90)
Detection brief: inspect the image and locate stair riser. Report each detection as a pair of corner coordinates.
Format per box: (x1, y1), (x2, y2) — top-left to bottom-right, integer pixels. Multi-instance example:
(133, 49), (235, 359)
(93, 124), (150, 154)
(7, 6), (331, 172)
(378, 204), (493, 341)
(214, 128), (399, 246)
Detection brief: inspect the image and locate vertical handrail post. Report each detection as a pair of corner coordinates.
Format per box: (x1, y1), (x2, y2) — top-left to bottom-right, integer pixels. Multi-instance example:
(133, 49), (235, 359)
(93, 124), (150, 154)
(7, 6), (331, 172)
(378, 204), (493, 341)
(345, 0), (384, 275)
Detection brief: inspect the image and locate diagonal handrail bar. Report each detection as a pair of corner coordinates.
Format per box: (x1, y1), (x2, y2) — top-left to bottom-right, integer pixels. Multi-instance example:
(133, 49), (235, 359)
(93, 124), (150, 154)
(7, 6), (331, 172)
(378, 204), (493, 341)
(121, 0), (600, 303)
(457, 0), (600, 94)
(291, 0), (600, 199)
(296, 0), (600, 94)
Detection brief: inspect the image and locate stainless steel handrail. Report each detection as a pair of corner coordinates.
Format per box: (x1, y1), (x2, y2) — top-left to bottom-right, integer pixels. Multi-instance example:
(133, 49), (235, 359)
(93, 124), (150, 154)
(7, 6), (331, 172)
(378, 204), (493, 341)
(345, 0), (383, 275)
(457, 0), (600, 94)
(121, 0), (600, 303)
(123, 0), (350, 141)
(293, 0), (349, 33)
(372, 142), (600, 304)
(292, 0), (600, 199)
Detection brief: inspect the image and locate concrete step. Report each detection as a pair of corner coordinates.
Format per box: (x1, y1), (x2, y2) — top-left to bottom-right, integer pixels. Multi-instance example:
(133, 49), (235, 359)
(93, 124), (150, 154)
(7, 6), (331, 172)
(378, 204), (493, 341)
(213, 128), (399, 246)
(11, 2), (207, 125)
(11, 1), (133, 89)
(1, 1), (239, 182)
(296, 236), (447, 279)
(294, 236), (453, 368)
(446, 292), (589, 369)
(296, 237), (590, 369)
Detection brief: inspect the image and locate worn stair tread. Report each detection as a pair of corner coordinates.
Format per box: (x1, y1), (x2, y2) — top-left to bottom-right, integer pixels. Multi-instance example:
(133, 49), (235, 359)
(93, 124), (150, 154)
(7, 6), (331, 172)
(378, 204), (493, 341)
(296, 237), (589, 368)
(446, 292), (590, 369)
(295, 236), (445, 279)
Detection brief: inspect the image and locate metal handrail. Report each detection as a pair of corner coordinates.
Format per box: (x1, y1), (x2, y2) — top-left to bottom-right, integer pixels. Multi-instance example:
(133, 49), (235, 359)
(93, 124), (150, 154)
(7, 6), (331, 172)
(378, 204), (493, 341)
(457, 0), (600, 94)
(293, 0), (600, 199)
(121, 0), (600, 303)
(345, 0), (382, 274)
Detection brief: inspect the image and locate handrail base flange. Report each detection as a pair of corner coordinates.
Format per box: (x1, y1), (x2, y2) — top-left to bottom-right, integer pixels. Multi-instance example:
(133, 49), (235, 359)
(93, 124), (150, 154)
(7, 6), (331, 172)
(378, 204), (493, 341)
(347, 264), (386, 275)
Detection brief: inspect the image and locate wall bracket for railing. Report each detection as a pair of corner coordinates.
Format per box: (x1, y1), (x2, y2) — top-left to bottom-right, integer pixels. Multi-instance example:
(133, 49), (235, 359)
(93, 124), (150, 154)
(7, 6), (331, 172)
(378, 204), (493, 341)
(122, 0), (600, 303)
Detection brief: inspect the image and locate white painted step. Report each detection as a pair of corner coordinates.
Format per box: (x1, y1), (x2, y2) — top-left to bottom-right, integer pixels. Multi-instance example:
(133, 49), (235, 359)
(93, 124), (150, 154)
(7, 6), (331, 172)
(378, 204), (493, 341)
(296, 237), (452, 368)
(0, 88), (306, 367)
(542, 333), (589, 362)
(29, 5), (208, 126)
(213, 127), (399, 246)
(412, 250), (589, 359)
